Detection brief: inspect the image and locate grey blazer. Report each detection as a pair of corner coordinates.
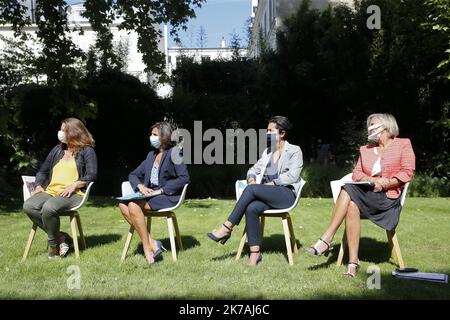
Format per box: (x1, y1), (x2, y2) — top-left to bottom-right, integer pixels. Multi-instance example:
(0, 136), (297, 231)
(247, 141), (303, 195)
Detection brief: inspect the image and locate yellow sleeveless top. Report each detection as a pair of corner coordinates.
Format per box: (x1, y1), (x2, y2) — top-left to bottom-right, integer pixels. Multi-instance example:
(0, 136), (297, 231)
(45, 158), (84, 197)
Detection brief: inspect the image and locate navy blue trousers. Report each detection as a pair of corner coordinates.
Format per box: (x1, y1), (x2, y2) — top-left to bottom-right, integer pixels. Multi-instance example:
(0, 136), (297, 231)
(227, 184), (296, 246)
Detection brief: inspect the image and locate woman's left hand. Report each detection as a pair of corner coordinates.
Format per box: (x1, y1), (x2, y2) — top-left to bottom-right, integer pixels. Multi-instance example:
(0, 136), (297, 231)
(373, 182), (383, 192)
(58, 184), (77, 198)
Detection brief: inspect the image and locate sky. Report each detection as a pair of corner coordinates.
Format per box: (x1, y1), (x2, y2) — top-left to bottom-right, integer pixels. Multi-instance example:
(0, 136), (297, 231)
(66, 0), (251, 49)
(168, 0), (251, 48)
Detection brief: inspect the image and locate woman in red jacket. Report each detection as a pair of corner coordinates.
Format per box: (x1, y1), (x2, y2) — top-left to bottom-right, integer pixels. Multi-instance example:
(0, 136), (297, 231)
(307, 113), (415, 277)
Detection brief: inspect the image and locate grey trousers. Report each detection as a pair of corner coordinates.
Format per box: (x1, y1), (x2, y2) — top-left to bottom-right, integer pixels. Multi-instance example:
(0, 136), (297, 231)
(23, 192), (83, 246)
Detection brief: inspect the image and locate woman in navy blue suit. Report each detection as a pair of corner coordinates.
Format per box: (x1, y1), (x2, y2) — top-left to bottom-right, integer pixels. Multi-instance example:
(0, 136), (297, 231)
(119, 122), (190, 266)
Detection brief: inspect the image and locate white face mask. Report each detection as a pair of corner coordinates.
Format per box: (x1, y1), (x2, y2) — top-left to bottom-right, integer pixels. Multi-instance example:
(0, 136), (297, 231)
(57, 130), (66, 143)
(150, 135), (161, 149)
(367, 123), (384, 143)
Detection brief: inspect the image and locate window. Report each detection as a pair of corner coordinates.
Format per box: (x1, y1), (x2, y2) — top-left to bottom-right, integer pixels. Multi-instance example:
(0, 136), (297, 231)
(201, 56), (211, 63)
(264, 12), (267, 35)
(269, 0), (272, 25)
(273, 0), (276, 22)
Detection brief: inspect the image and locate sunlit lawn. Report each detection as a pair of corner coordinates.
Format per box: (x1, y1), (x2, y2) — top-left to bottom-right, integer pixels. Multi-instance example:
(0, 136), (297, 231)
(0, 196), (449, 299)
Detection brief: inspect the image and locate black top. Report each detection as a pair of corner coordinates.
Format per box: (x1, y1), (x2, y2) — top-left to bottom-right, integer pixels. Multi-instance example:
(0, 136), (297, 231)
(35, 145), (98, 190)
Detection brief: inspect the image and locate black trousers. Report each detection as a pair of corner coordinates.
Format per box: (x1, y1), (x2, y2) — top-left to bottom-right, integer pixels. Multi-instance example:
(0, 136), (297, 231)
(227, 184), (296, 246)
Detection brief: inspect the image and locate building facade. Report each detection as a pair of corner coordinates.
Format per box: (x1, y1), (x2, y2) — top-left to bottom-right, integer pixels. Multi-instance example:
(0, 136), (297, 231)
(249, 0), (354, 57)
(167, 39), (248, 75)
(0, 1), (166, 86)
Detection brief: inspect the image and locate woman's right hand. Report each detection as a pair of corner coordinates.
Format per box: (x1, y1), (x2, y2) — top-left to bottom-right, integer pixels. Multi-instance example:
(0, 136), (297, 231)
(373, 182), (383, 192)
(247, 178), (256, 185)
(137, 184), (153, 195)
(31, 185), (44, 196)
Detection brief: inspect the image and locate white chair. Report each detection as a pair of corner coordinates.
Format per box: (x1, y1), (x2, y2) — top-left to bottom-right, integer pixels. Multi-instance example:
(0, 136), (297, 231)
(120, 182), (188, 262)
(330, 173), (409, 269)
(21, 176), (94, 261)
(234, 179), (306, 266)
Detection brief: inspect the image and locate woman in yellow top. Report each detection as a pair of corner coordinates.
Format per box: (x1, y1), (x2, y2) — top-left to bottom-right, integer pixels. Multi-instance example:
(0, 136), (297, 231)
(23, 118), (97, 259)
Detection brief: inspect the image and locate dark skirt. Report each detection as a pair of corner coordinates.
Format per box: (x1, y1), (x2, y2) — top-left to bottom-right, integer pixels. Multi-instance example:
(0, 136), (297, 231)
(147, 194), (177, 211)
(341, 184), (402, 231)
(120, 194), (177, 211)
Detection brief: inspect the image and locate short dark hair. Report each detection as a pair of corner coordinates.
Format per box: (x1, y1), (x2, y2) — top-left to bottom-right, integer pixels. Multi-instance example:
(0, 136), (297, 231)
(269, 116), (292, 139)
(151, 121), (175, 150)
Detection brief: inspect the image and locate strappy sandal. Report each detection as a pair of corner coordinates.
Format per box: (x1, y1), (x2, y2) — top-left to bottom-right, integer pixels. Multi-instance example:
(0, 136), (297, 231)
(207, 224), (232, 245)
(344, 261), (361, 278)
(248, 250), (262, 267)
(307, 237), (334, 256)
(59, 232), (72, 257)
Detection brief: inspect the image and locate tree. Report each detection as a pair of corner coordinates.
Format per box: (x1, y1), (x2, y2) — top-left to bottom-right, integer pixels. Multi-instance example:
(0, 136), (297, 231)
(196, 25), (207, 48)
(229, 31), (242, 60)
(0, 0), (206, 78)
(423, 0), (450, 80)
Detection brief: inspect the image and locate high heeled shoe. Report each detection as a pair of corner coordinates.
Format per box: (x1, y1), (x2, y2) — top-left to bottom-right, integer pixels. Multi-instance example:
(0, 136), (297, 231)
(248, 250), (262, 266)
(153, 240), (167, 259)
(344, 260), (360, 278)
(207, 224), (232, 244)
(307, 237), (334, 256)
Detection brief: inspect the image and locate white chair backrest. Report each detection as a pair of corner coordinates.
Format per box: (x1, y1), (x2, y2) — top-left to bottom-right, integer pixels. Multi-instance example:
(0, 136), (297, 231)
(21, 175), (36, 202)
(234, 179), (307, 214)
(330, 173), (410, 207)
(235, 180), (247, 201)
(21, 175), (93, 211)
(400, 182), (410, 207)
(330, 173), (353, 204)
(70, 181), (94, 211)
(121, 181), (188, 212)
(121, 181), (135, 197)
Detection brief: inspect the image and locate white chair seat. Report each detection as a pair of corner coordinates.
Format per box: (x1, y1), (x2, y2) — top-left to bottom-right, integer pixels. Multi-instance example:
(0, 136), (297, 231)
(22, 176), (93, 261)
(120, 181), (188, 262)
(234, 179), (306, 265)
(331, 173), (409, 268)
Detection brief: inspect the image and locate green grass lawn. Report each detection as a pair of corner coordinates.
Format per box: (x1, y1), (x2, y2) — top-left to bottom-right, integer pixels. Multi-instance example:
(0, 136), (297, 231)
(0, 196), (449, 299)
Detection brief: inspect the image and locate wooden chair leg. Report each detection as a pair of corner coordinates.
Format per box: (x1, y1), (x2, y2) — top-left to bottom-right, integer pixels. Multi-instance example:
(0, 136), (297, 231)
(172, 213), (183, 251)
(387, 230), (405, 269)
(167, 216), (177, 262)
(282, 215), (294, 265)
(146, 215), (152, 247)
(287, 214), (298, 253)
(260, 216), (265, 243)
(235, 226), (247, 260)
(22, 224), (37, 262)
(336, 229), (346, 267)
(146, 215), (152, 234)
(121, 225), (134, 262)
(70, 215), (80, 258)
(75, 214), (86, 249)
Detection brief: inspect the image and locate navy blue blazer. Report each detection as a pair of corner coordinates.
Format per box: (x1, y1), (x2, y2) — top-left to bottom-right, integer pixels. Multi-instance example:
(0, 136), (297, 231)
(128, 147), (190, 203)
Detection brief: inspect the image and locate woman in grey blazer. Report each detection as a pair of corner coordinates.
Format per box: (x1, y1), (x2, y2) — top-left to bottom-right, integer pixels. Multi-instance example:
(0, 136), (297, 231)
(207, 116), (303, 266)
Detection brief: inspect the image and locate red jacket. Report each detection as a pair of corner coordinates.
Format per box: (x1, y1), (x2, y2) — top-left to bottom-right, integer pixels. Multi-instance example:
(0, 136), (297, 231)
(352, 137), (416, 199)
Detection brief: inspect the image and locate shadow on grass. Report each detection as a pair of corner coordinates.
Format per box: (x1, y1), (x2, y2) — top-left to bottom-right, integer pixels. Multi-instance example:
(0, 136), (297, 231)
(84, 233), (122, 248)
(307, 237), (393, 271)
(210, 234), (303, 263)
(211, 252), (236, 261)
(183, 201), (213, 209)
(132, 236), (201, 256)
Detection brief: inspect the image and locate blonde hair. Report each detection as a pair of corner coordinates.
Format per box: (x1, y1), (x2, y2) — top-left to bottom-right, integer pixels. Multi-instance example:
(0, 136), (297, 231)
(62, 118), (95, 155)
(367, 113), (399, 138)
